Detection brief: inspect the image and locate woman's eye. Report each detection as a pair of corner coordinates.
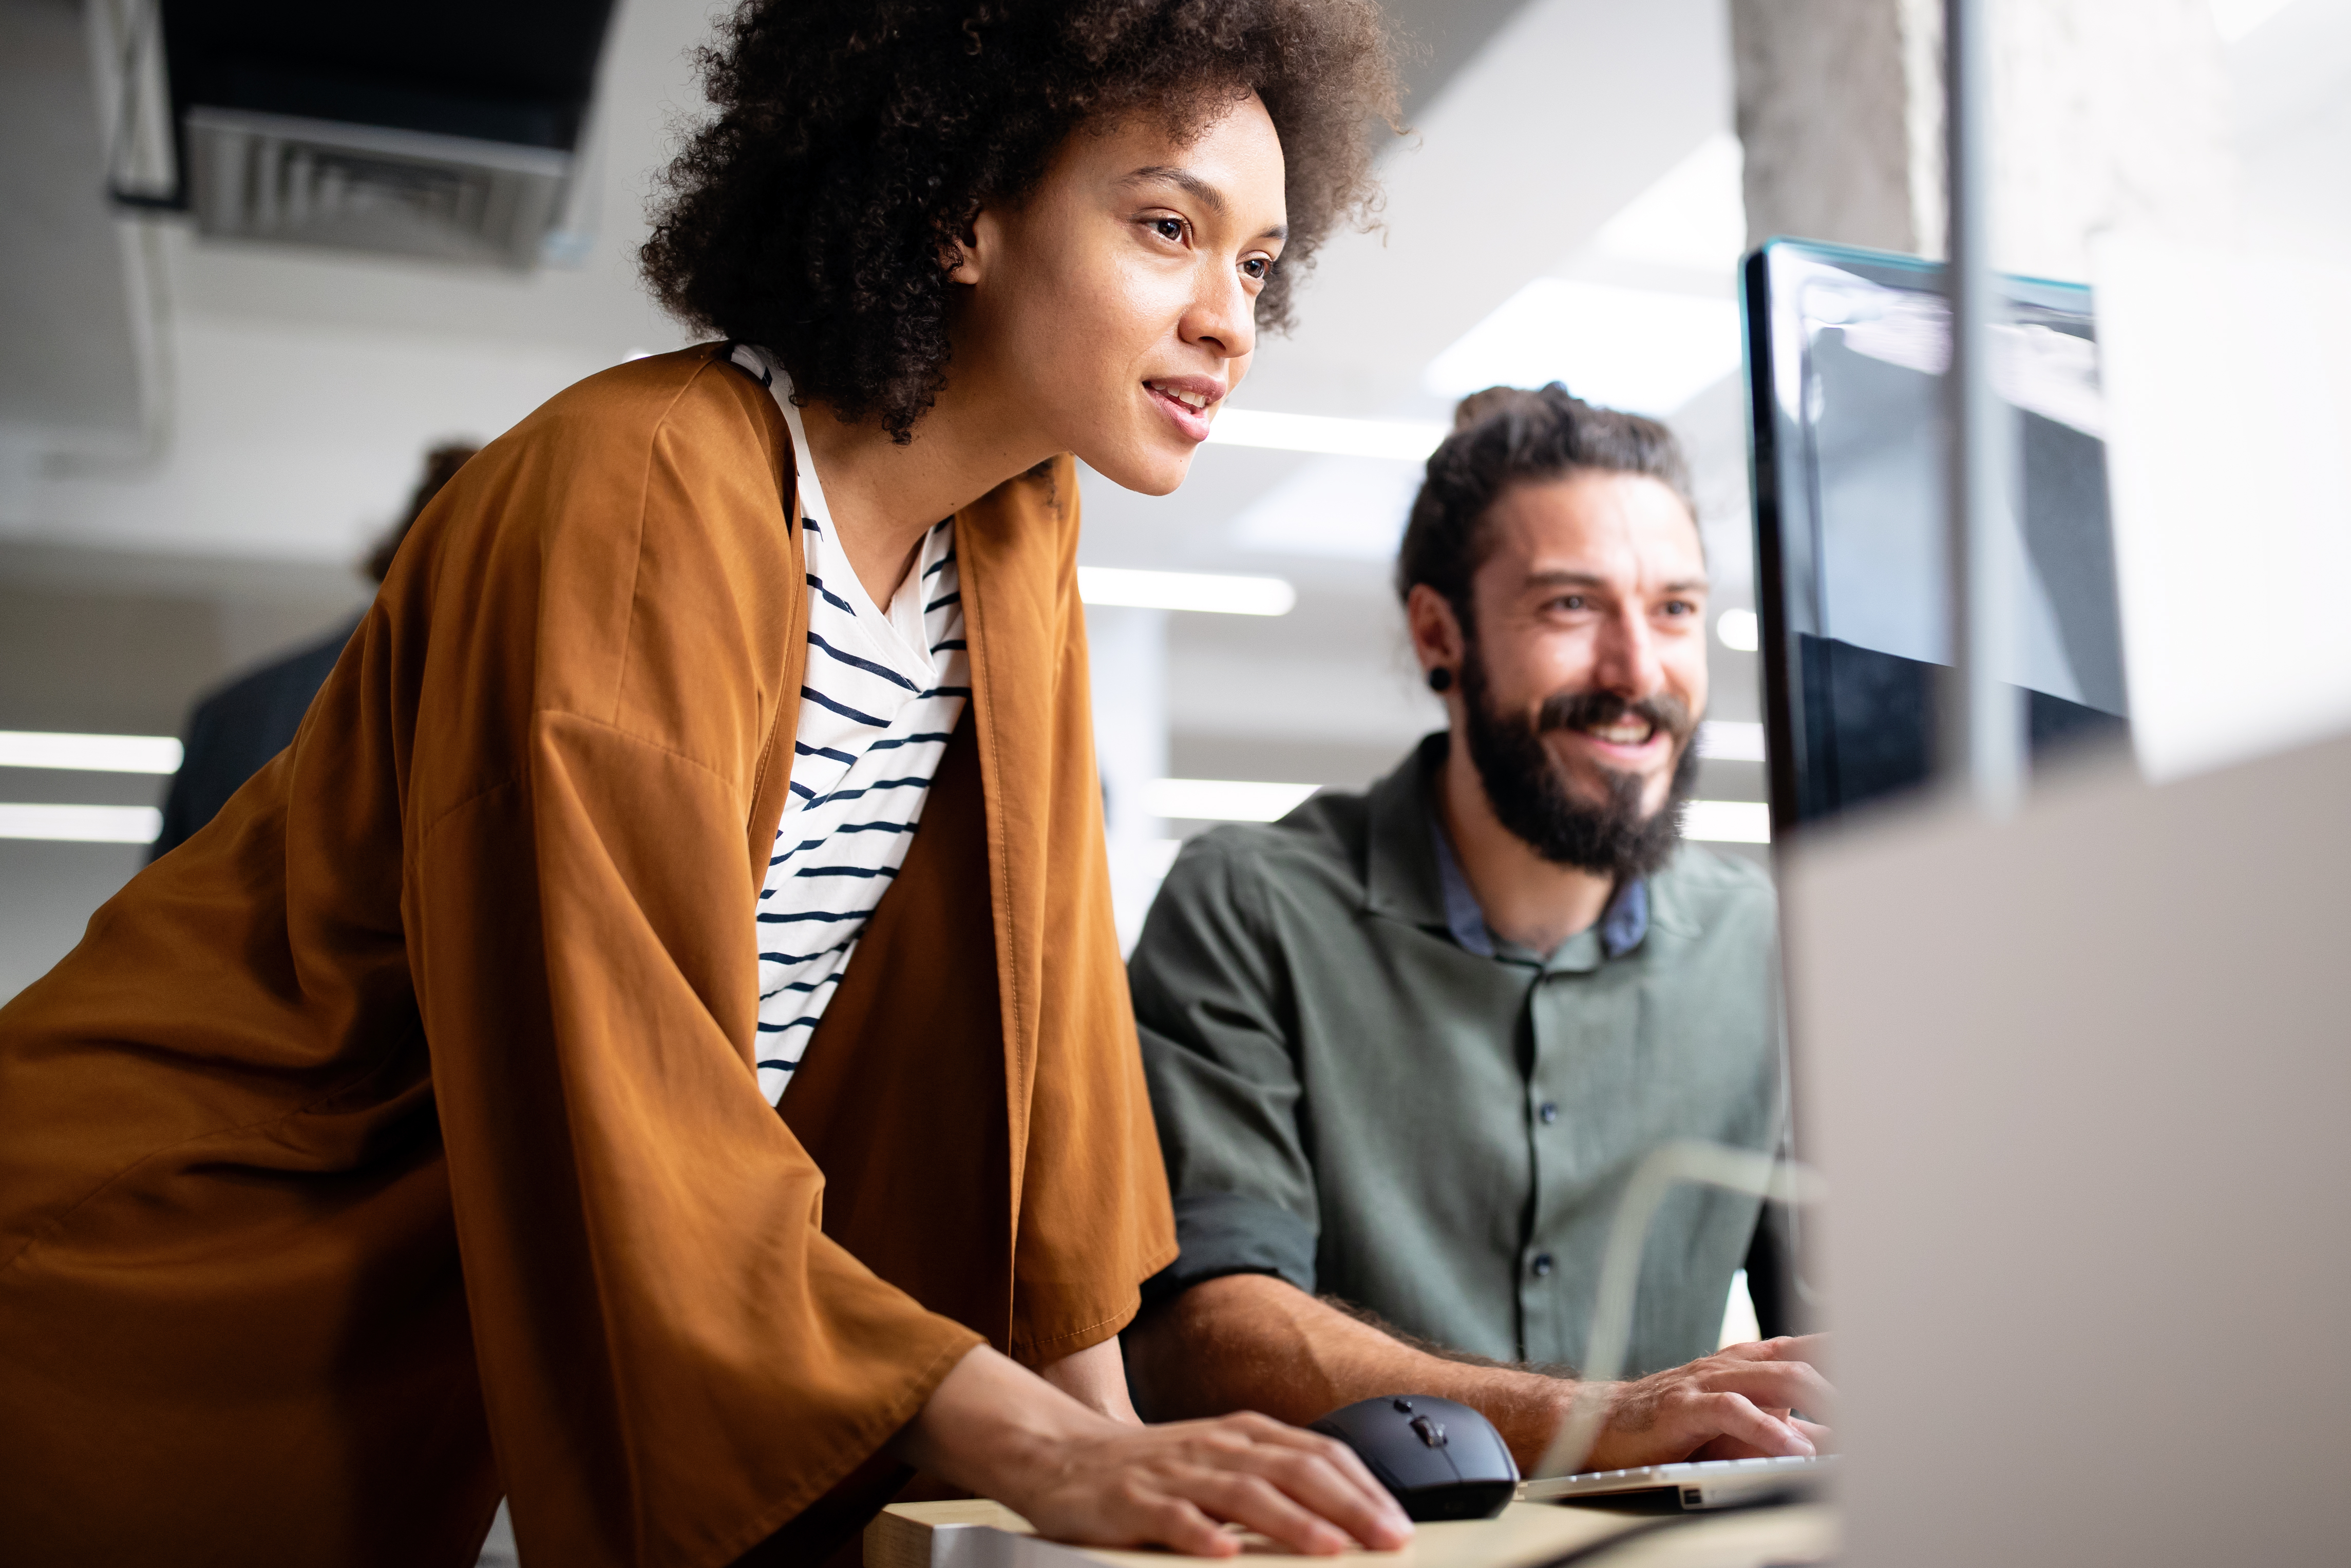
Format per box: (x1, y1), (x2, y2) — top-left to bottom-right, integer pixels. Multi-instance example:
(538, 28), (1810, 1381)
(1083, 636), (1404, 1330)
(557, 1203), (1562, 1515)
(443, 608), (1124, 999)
(1241, 256), (1269, 281)
(1153, 217), (1185, 243)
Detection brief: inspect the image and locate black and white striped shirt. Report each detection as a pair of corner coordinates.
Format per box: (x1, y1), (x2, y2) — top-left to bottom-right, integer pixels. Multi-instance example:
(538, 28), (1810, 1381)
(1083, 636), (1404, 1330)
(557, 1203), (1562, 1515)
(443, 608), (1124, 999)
(734, 346), (969, 1103)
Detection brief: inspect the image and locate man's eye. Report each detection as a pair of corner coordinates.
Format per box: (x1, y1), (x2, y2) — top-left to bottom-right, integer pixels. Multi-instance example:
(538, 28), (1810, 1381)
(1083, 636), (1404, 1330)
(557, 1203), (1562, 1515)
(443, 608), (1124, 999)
(1153, 217), (1185, 242)
(1550, 595), (1587, 611)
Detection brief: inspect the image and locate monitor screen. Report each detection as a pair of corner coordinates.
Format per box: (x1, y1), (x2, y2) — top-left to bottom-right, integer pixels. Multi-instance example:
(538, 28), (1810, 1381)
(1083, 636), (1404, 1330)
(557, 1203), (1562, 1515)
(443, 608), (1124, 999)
(1741, 239), (2130, 832)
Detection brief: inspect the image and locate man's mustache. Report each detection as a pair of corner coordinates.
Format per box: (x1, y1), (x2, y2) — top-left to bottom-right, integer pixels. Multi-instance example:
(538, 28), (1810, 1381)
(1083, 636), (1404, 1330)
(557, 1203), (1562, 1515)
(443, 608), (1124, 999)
(1533, 689), (1697, 744)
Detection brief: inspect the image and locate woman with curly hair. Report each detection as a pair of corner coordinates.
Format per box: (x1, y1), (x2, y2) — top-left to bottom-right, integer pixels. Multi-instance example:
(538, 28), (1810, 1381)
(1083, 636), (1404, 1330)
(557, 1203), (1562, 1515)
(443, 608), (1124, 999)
(0, 2), (1412, 1564)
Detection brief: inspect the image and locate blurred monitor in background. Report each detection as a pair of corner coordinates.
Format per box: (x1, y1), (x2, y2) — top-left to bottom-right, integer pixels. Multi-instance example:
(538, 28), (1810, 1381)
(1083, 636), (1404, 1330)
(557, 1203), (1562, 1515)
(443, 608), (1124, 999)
(1741, 239), (2128, 834)
(151, 443), (479, 858)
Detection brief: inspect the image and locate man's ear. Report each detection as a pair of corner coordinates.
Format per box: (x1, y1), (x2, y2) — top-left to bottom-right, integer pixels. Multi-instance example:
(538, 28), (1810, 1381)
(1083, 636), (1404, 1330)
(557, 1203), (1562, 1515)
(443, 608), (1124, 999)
(1406, 583), (1468, 679)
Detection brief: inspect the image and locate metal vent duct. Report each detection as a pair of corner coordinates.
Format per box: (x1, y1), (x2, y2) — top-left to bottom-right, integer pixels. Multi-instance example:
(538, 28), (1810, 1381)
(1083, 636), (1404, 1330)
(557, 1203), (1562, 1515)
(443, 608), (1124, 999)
(185, 107), (570, 270)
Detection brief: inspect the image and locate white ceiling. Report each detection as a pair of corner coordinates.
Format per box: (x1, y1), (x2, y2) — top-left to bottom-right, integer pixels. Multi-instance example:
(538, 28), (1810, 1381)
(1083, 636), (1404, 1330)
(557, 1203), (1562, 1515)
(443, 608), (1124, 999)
(0, 0), (1742, 572)
(1, 0), (2342, 653)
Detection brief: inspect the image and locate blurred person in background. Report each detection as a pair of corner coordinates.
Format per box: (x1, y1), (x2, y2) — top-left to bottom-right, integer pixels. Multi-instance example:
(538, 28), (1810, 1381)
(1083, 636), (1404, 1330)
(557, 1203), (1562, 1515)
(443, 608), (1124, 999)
(1125, 385), (1832, 1470)
(151, 443), (479, 857)
(0, 3), (1416, 1564)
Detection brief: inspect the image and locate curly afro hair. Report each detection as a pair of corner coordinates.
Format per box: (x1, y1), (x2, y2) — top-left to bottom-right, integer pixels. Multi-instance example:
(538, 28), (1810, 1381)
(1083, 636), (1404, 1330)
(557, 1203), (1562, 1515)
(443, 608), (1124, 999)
(641, 0), (1401, 441)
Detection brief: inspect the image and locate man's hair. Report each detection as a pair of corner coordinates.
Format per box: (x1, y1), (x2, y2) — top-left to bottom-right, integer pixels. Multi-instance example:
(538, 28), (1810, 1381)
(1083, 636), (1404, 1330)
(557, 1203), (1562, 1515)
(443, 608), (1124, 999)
(641, 0), (1400, 442)
(1395, 383), (1698, 629)
(364, 443), (479, 584)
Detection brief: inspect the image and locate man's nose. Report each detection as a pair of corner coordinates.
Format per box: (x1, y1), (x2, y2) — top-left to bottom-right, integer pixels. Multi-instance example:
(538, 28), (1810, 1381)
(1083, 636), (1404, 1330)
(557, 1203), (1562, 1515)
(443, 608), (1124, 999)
(1591, 607), (1664, 699)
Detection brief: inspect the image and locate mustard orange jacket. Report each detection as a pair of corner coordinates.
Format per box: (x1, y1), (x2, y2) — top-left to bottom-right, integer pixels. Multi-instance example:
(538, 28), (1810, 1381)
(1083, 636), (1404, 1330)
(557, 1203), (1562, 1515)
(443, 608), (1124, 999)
(0, 346), (1176, 1567)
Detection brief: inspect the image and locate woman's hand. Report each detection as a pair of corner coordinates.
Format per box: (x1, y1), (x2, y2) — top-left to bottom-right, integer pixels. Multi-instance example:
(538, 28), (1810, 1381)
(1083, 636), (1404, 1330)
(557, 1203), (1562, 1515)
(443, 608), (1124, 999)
(896, 1345), (1413, 1558)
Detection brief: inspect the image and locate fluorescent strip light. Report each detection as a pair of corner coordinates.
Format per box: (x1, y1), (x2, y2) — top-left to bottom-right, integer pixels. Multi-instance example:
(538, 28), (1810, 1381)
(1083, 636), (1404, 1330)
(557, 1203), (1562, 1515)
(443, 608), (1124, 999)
(1078, 566), (1296, 616)
(1696, 721), (1768, 762)
(1594, 131), (1748, 274)
(0, 731), (183, 774)
(1206, 408), (1446, 462)
(1715, 608), (1760, 653)
(1680, 799), (1772, 843)
(1141, 778), (1319, 822)
(1228, 456), (1425, 561)
(2210, 0), (2300, 43)
(1425, 279), (1742, 417)
(0, 804), (164, 844)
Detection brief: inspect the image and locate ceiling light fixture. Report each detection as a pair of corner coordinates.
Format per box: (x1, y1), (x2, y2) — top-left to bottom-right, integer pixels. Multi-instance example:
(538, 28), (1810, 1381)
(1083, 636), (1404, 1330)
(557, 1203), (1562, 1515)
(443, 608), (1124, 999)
(0, 804), (165, 844)
(1424, 279), (1742, 417)
(1594, 132), (1748, 274)
(2210, 0), (2302, 43)
(1140, 778), (1319, 822)
(1078, 566), (1297, 616)
(1680, 799), (1772, 843)
(1205, 408), (1446, 463)
(1696, 722), (1768, 762)
(0, 731), (183, 774)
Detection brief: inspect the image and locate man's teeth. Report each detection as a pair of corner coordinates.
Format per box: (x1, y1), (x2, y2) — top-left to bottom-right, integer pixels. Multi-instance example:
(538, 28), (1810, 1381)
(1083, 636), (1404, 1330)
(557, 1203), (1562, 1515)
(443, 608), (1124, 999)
(1152, 384), (1211, 410)
(1583, 721), (1656, 744)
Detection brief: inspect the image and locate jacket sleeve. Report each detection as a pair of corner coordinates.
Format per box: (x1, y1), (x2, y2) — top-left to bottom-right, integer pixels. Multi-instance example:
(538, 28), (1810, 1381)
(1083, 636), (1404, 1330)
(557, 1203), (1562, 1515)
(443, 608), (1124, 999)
(395, 357), (982, 1568)
(974, 459), (1179, 1362)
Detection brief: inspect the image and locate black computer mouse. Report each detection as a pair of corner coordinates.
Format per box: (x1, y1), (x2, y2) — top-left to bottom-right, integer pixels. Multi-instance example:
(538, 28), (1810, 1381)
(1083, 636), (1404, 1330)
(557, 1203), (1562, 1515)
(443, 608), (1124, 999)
(1309, 1394), (1520, 1521)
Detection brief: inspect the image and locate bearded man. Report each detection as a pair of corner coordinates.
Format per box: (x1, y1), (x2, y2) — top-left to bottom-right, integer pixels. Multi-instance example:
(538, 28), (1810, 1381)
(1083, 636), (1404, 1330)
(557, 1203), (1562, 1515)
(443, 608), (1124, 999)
(1123, 384), (1833, 1473)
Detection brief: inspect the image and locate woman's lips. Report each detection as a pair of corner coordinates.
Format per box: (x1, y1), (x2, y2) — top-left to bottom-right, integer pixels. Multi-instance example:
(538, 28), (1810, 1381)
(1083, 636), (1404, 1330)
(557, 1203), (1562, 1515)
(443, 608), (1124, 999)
(1145, 379), (1219, 444)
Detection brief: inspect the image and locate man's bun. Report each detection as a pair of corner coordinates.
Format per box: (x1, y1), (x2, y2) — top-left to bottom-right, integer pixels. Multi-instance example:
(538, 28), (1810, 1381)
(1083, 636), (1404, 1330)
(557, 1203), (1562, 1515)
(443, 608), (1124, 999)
(1450, 385), (1557, 431)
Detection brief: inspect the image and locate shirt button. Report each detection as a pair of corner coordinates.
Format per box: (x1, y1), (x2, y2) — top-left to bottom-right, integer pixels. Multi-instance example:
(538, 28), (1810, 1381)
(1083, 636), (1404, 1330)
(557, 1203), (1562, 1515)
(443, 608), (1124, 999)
(1531, 1253), (1555, 1277)
(1539, 1102), (1560, 1124)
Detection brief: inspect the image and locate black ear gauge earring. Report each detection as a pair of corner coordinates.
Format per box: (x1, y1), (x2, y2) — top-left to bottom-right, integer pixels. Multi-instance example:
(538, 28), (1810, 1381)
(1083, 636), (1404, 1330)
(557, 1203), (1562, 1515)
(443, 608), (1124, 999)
(1427, 667), (1454, 694)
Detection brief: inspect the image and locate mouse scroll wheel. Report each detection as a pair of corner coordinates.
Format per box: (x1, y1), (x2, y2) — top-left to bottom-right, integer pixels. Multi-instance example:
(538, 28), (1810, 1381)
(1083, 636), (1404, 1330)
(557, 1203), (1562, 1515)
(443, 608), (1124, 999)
(1410, 1414), (1448, 1448)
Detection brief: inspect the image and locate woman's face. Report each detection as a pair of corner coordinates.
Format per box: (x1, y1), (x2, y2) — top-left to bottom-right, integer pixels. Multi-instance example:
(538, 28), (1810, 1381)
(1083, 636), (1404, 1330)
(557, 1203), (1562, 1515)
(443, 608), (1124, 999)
(952, 92), (1288, 495)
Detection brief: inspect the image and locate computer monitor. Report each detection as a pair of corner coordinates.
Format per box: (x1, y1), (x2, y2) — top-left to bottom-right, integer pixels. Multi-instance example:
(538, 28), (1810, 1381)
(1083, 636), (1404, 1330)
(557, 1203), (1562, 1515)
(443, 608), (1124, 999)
(1740, 239), (2130, 834)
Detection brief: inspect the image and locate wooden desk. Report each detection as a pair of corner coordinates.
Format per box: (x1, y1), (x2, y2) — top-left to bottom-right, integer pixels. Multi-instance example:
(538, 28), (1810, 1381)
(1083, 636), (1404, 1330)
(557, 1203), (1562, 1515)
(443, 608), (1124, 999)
(866, 1498), (1837, 1568)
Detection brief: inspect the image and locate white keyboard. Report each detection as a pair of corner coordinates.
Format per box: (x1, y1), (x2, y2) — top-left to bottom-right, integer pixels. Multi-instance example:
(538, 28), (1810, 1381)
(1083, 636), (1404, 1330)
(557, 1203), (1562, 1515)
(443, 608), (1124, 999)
(1519, 1454), (1836, 1511)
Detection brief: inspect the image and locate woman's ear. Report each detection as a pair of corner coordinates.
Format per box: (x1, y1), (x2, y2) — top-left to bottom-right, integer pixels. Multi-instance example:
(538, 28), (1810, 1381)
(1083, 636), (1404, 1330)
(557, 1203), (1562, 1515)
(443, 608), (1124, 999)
(945, 209), (992, 286)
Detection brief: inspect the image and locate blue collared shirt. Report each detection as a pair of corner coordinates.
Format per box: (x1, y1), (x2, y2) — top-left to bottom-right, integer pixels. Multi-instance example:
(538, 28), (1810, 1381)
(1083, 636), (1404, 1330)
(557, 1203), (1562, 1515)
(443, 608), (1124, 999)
(1427, 810), (1651, 963)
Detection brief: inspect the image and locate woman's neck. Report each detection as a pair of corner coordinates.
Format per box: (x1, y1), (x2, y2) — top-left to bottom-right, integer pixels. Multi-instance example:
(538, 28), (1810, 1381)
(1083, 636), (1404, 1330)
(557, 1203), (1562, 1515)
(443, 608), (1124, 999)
(798, 373), (1054, 607)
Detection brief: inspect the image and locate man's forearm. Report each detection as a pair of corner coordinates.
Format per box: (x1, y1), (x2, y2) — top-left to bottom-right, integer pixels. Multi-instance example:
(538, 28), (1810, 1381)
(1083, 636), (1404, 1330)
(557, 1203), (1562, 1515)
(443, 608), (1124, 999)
(1125, 1273), (1575, 1470)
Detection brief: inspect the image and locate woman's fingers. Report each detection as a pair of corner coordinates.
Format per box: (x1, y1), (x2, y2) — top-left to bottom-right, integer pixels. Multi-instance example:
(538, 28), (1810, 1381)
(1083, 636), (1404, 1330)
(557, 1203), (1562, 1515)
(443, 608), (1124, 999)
(1132, 1493), (1241, 1559)
(1033, 1414), (1413, 1557)
(1248, 1441), (1413, 1549)
(1225, 1417), (1411, 1536)
(1170, 1419), (1409, 1552)
(1176, 1466), (1353, 1556)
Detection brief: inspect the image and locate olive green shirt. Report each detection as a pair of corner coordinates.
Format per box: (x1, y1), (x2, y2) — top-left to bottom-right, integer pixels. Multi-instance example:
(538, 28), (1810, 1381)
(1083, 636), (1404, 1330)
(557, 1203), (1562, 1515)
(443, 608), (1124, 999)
(1132, 735), (1786, 1376)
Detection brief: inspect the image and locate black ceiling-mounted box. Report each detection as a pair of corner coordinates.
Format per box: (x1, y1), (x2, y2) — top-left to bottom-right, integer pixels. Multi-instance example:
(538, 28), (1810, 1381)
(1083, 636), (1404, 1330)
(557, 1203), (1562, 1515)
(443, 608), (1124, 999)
(147, 0), (619, 269)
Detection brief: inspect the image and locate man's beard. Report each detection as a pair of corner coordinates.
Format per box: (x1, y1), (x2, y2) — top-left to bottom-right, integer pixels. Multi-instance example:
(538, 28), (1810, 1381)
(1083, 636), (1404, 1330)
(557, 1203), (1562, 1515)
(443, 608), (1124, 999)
(1457, 642), (1701, 882)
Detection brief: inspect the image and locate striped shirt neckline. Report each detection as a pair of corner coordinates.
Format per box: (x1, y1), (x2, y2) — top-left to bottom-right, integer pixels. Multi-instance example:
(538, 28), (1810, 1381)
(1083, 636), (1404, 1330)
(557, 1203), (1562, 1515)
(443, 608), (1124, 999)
(735, 345), (970, 1104)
